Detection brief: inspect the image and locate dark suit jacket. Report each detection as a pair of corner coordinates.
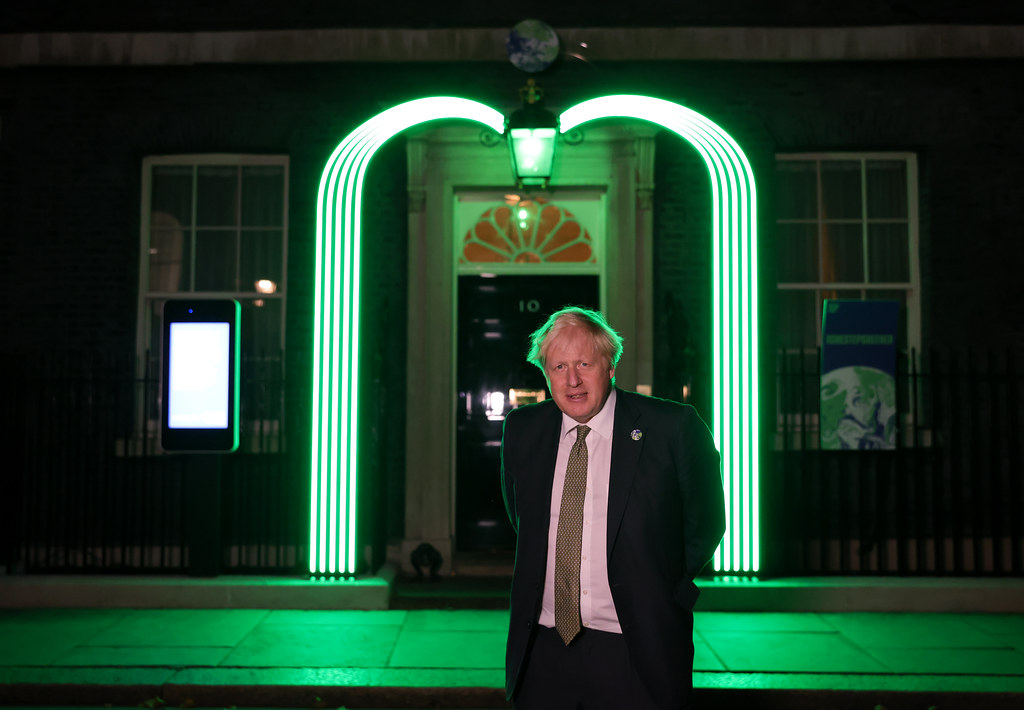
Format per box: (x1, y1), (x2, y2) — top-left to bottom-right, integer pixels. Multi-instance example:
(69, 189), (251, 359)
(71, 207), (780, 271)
(501, 388), (725, 708)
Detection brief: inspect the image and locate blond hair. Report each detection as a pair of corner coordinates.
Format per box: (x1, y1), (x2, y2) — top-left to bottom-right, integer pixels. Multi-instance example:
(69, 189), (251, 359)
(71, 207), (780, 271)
(526, 306), (623, 371)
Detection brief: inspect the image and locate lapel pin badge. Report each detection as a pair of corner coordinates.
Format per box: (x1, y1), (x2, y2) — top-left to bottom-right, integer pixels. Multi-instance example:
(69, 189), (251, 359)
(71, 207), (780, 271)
(630, 429), (643, 441)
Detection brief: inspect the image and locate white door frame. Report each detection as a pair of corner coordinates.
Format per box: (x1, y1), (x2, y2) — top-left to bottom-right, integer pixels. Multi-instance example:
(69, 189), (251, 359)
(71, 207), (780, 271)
(396, 123), (657, 575)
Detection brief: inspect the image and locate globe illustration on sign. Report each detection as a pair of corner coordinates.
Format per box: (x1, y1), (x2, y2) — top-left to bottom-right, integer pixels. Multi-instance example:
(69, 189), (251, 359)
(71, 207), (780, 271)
(820, 365), (897, 450)
(506, 20), (560, 73)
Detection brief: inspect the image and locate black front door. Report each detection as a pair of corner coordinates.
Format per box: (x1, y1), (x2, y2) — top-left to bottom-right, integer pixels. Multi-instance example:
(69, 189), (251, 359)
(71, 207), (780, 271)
(455, 273), (600, 551)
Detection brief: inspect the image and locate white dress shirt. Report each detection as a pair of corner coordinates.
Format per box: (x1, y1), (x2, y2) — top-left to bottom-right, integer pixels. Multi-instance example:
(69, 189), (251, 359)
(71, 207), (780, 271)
(538, 389), (622, 634)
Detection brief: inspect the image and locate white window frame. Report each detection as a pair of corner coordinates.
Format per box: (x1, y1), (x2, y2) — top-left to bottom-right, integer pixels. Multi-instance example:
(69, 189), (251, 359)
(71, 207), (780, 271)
(774, 152), (921, 441)
(134, 154), (289, 448)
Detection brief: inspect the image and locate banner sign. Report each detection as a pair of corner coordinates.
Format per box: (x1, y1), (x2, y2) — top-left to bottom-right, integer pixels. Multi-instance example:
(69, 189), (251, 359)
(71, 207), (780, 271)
(820, 299), (900, 450)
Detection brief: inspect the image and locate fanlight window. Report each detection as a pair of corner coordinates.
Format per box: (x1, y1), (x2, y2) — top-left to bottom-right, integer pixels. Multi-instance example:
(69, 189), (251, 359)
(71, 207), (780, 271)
(460, 198), (595, 264)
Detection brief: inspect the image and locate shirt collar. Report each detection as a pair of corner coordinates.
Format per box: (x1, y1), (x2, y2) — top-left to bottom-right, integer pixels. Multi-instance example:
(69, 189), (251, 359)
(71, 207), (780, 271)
(560, 388), (616, 442)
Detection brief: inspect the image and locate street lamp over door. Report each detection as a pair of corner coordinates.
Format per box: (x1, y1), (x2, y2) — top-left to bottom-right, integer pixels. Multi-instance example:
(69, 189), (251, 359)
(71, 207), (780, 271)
(506, 79), (558, 188)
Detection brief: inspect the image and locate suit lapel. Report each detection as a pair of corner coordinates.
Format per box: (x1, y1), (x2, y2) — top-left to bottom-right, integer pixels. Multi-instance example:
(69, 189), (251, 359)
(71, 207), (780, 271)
(606, 390), (643, 557)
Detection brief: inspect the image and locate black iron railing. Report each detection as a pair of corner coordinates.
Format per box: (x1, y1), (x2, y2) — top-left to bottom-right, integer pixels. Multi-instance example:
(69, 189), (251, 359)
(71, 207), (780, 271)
(3, 347), (1021, 576)
(767, 347), (1023, 575)
(1, 350), (308, 575)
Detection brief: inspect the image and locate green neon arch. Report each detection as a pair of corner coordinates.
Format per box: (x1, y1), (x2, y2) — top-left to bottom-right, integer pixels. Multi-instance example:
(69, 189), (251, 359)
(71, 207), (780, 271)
(310, 95), (758, 576)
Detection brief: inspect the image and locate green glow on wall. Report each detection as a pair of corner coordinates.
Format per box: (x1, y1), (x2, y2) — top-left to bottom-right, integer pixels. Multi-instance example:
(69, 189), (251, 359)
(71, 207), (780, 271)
(312, 94), (758, 577)
(310, 98), (506, 575)
(561, 96), (759, 573)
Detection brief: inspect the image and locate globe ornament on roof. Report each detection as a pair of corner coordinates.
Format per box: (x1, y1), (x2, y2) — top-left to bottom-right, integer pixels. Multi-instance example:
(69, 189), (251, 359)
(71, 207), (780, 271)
(506, 19), (560, 73)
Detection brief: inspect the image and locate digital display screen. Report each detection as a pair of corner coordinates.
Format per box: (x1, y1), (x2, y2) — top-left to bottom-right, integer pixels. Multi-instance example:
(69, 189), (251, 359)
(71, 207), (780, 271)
(167, 322), (231, 430)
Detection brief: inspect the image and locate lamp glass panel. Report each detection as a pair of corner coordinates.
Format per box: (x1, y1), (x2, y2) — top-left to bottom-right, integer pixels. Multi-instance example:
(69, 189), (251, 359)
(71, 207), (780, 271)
(510, 127), (556, 182)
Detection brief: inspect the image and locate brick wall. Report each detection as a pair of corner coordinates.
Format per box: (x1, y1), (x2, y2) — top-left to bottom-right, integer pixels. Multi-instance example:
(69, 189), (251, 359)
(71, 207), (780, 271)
(645, 59), (1024, 388)
(2, 57), (1022, 544)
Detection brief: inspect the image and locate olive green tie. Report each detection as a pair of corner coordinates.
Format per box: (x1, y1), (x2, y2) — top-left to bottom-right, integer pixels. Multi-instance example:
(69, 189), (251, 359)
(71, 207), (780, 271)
(554, 424), (590, 645)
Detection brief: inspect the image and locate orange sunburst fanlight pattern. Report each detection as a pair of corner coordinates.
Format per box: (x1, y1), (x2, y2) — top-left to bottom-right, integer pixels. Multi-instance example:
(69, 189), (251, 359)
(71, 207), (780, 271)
(460, 199), (595, 264)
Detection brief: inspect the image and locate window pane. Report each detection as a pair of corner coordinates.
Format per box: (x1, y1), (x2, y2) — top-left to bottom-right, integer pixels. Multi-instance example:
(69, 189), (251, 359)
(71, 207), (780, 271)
(197, 166), (238, 227)
(149, 228), (190, 292)
(151, 166), (193, 227)
(776, 223), (818, 282)
(240, 229), (283, 292)
(775, 161), (817, 219)
(142, 157), (290, 437)
(868, 224), (910, 282)
(866, 160), (907, 219)
(776, 290), (818, 349)
(822, 223), (864, 282)
(195, 229), (236, 291)
(821, 160), (862, 219)
(242, 166), (285, 227)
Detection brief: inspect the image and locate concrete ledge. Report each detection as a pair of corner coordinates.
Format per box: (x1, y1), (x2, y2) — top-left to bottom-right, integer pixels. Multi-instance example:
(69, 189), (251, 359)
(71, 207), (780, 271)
(696, 576), (1024, 613)
(0, 667), (171, 707)
(397, 574), (1024, 612)
(3, 668), (1022, 709)
(163, 669), (507, 709)
(3, 574), (1024, 613)
(0, 575), (392, 610)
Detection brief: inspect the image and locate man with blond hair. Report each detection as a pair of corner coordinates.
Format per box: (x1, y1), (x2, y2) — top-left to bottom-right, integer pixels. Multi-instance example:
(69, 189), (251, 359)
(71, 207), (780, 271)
(501, 306), (725, 709)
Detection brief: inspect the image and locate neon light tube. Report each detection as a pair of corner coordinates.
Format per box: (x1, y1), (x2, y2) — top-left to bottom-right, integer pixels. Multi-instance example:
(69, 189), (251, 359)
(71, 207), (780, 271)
(310, 98), (505, 575)
(311, 94), (758, 577)
(561, 96), (759, 572)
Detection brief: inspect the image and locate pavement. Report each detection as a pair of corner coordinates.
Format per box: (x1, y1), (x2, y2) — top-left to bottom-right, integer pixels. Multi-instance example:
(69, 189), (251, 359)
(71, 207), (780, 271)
(1, 574), (1024, 709)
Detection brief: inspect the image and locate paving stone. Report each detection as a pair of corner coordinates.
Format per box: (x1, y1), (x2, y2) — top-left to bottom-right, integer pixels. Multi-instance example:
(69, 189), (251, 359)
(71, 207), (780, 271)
(0, 609), (127, 666)
(696, 611), (834, 632)
(220, 622), (400, 667)
(388, 629), (506, 668)
(820, 612), (1009, 649)
(964, 613), (1024, 636)
(866, 647), (1024, 675)
(1, 606), (1023, 710)
(1005, 634), (1024, 653)
(401, 609), (509, 631)
(694, 637), (727, 671)
(262, 609), (407, 626)
(53, 645), (232, 667)
(702, 630), (890, 673)
(84, 609), (268, 648)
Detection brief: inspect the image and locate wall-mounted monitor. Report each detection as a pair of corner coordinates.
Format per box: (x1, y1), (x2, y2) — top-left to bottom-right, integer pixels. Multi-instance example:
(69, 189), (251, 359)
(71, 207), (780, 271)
(161, 299), (240, 453)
